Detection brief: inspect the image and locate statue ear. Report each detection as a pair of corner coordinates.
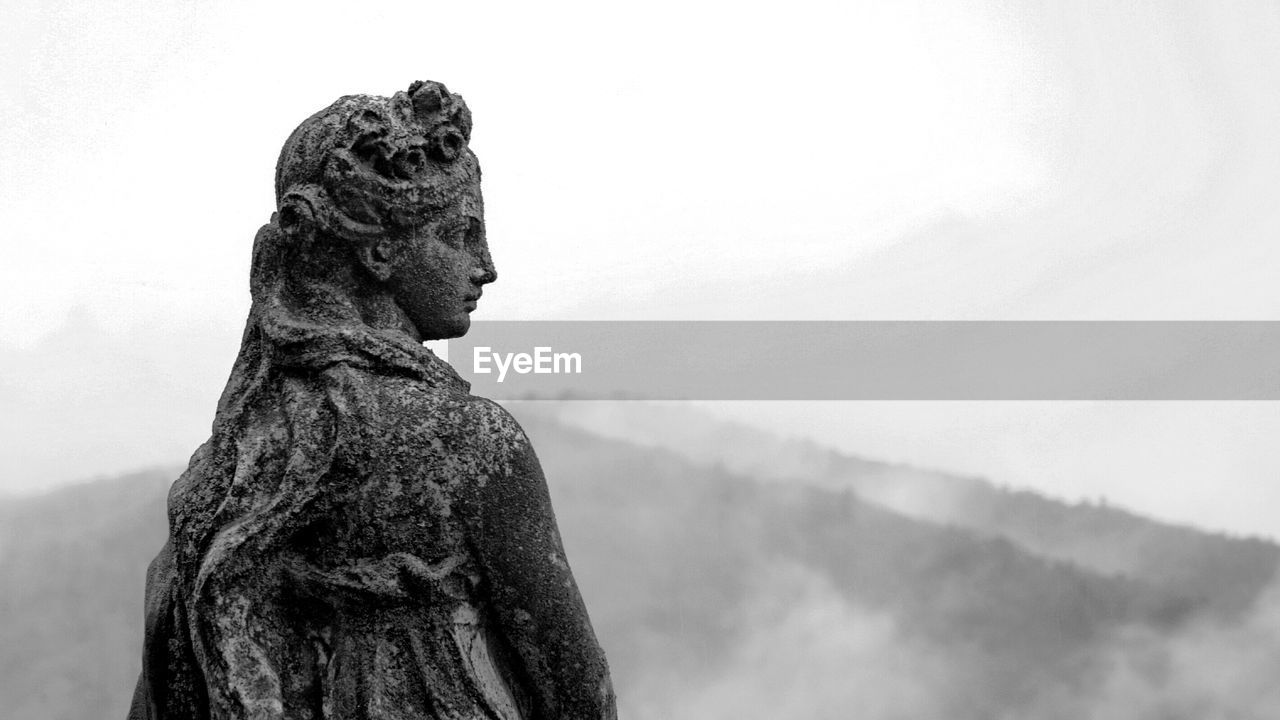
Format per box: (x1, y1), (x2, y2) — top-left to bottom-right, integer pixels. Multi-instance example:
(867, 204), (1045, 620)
(356, 239), (397, 283)
(278, 190), (319, 241)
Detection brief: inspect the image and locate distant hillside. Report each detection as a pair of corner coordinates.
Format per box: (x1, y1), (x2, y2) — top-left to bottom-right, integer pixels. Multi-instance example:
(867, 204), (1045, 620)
(517, 412), (1264, 719)
(0, 468), (173, 720)
(520, 402), (1280, 618)
(3, 409), (1279, 719)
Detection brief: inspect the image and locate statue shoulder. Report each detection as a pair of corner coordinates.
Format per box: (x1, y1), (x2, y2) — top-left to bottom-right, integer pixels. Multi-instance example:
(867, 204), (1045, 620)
(460, 396), (532, 449)
(342, 378), (533, 474)
(443, 395), (540, 479)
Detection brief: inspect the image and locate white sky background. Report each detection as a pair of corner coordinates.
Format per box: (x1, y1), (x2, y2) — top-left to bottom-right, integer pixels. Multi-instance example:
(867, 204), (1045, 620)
(3, 1), (1280, 539)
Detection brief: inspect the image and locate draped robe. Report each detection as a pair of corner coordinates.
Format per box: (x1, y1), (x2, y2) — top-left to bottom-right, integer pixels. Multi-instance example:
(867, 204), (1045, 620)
(127, 224), (615, 720)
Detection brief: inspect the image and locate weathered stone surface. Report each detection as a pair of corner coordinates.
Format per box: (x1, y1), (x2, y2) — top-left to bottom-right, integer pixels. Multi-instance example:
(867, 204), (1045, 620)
(127, 81), (615, 720)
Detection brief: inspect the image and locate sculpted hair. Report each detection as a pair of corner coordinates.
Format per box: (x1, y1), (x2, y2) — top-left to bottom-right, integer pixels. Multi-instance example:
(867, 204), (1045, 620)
(252, 80), (480, 296)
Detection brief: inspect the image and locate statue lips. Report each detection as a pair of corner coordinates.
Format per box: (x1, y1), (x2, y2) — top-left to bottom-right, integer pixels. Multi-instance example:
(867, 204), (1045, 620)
(463, 289), (482, 311)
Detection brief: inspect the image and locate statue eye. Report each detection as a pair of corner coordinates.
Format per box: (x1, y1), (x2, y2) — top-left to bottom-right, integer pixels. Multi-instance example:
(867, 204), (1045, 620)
(465, 218), (483, 248)
(440, 222), (468, 248)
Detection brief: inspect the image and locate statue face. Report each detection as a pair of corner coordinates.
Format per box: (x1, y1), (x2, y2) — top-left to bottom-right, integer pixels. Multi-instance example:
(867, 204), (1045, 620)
(386, 191), (495, 341)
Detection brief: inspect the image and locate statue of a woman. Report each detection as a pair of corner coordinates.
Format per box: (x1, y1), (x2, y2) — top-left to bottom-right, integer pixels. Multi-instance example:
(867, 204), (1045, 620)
(127, 80), (616, 720)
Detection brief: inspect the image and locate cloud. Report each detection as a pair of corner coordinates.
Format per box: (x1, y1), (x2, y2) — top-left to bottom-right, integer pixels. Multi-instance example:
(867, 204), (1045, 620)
(625, 561), (956, 720)
(1080, 579), (1280, 719)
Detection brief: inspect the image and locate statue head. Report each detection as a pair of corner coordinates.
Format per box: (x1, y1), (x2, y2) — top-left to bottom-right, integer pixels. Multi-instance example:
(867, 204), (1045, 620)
(264, 80), (495, 341)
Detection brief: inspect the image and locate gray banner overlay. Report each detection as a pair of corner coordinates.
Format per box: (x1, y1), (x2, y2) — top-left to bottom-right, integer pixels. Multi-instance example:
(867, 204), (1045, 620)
(443, 321), (1280, 400)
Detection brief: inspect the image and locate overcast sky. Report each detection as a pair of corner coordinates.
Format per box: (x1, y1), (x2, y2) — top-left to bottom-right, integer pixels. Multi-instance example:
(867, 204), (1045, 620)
(4, 1), (1280, 538)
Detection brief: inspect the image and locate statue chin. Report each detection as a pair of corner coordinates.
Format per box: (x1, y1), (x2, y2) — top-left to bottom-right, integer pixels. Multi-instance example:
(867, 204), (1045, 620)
(418, 314), (472, 343)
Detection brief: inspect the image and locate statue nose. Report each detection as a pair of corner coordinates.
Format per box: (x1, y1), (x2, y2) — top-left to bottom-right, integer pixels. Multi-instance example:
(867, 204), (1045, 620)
(471, 255), (497, 284)
(465, 217), (495, 284)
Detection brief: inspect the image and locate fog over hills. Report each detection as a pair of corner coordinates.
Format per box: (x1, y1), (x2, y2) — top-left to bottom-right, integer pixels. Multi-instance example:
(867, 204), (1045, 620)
(3, 404), (1279, 719)
(527, 403), (1280, 617)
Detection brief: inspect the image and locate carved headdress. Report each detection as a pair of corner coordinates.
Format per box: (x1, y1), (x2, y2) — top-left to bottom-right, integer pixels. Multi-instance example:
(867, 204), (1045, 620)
(250, 80), (480, 298)
(275, 79), (478, 241)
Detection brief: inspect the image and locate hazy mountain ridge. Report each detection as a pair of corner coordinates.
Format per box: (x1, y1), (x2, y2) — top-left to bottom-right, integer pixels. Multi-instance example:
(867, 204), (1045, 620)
(2, 409), (1279, 718)
(520, 402), (1280, 618)
(516, 413), (1223, 718)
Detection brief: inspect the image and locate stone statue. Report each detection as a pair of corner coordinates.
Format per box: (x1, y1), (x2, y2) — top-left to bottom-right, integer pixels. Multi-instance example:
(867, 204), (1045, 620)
(127, 81), (616, 720)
